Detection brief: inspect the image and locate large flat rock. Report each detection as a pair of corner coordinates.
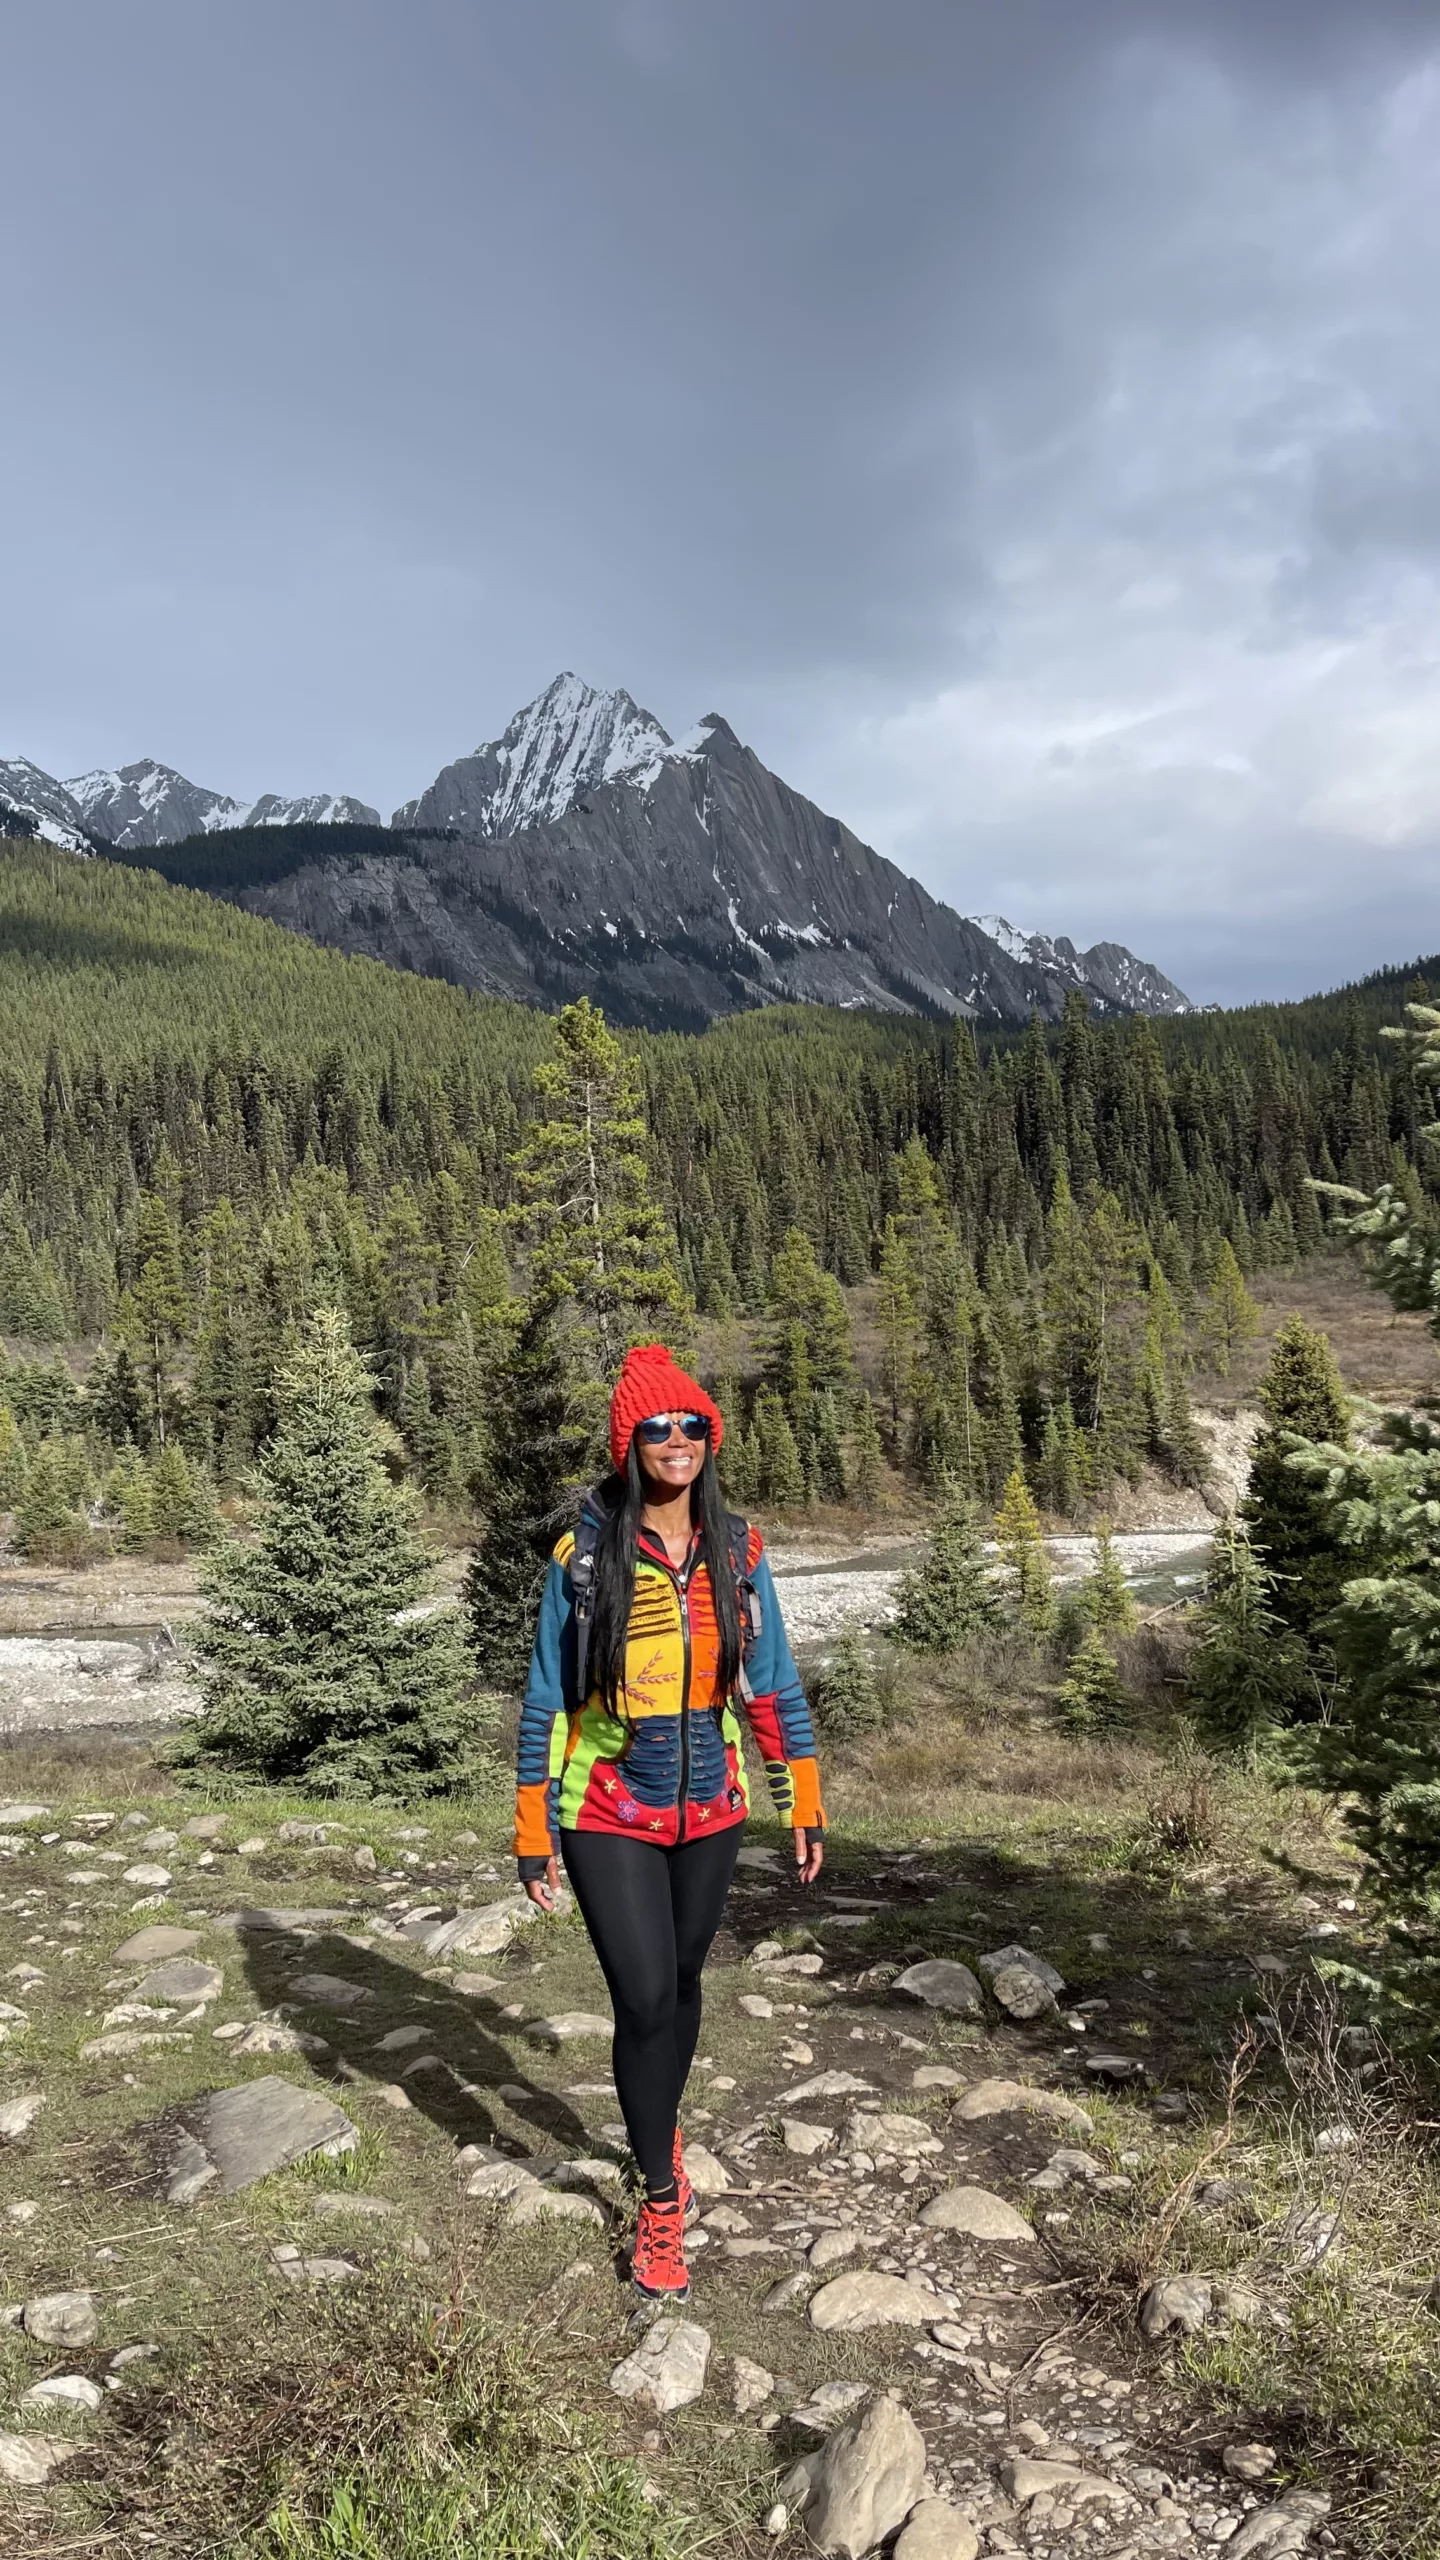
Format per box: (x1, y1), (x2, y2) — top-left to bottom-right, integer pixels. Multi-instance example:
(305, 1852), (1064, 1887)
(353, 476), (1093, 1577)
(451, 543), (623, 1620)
(113, 1924), (201, 1962)
(808, 2270), (945, 2333)
(952, 2077), (1093, 2132)
(169, 2076), (359, 2200)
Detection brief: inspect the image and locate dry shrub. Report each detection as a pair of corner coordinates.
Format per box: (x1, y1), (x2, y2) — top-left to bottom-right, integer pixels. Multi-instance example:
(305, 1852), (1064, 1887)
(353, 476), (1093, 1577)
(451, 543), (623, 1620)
(1136, 1727), (1220, 1866)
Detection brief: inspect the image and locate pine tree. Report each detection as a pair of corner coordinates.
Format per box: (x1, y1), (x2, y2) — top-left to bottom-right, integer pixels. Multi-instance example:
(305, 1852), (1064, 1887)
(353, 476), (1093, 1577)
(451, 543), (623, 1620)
(183, 1307), (489, 1797)
(106, 1449), (156, 1550)
(85, 1345), (149, 1453)
(994, 1466), (1054, 1633)
(0, 1403), (26, 1506)
(892, 1480), (1000, 1653)
(813, 1614), (886, 1740)
(512, 998), (690, 1458)
(13, 1441), (88, 1559)
(1198, 1240), (1260, 1377)
(1082, 1517), (1137, 1635)
(874, 1218), (918, 1437)
(465, 1303), (585, 1692)
(1241, 1315), (1352, 1639)
(752, 1388), (806, 1509)
(117, 1191), (192, 1442)
(1185, 1518), (1309, 1752)
(810, 1389), (848, 1503)
(1057, 1626), (1129, 1735)
(850, 1389), (884, 1512)
(150, 1439), (217, 1545)
(1038, 1396), (1082, 1520)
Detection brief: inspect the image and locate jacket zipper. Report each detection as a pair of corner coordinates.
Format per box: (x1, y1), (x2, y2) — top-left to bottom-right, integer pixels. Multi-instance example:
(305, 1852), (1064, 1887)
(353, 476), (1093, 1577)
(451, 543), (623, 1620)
(643, 1531), (697, 1843)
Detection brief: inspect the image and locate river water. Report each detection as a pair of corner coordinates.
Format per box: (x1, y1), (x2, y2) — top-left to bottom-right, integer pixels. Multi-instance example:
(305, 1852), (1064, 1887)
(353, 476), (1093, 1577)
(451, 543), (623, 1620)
(0, 1529), (1214, 1734)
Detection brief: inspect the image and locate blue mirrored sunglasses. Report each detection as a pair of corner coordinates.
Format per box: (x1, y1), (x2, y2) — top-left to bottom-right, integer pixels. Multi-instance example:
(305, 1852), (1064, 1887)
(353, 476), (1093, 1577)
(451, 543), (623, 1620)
(636, 1412), (710, 1445)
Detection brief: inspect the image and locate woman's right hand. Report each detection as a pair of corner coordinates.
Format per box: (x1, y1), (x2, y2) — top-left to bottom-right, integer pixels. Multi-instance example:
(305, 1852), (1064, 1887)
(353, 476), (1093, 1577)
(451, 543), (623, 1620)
(523, 1854), (559, 1911)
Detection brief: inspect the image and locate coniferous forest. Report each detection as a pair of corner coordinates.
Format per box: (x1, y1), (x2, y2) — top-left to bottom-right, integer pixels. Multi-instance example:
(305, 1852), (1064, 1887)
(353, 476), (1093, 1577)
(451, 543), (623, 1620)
(0, 833), (1434, 1564)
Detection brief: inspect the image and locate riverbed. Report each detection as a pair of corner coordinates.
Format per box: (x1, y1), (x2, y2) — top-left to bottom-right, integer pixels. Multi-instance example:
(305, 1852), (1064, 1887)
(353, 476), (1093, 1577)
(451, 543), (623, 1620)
(0, 1526), (1214, 1734)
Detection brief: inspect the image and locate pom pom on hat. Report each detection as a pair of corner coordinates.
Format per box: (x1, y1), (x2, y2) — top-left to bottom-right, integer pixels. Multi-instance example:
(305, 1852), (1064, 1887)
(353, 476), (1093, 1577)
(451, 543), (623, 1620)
(609, 1343), (723, 1473)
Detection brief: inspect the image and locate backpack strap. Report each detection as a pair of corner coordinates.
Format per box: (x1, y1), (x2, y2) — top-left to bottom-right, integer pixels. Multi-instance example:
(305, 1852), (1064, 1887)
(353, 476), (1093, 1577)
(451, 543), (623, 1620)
(726, 1509), (761, 1706)
(568, 1505), (603, 1707)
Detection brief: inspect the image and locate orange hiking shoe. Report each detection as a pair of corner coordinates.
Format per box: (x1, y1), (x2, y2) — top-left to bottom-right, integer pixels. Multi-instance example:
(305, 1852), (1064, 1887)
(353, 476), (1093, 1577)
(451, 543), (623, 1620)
(632, 2194), (690, 2301)
(673, 2127), (697, 2226)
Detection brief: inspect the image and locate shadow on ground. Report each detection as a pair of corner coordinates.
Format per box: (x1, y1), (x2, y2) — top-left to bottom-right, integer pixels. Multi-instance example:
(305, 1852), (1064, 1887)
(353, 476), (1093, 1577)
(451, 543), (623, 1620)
(237, 1922), (596, 2158)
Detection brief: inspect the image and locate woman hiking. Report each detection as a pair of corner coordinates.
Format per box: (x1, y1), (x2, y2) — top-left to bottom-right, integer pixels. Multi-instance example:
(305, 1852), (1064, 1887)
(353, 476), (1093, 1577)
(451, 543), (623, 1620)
(515, 1342), (825, 2302)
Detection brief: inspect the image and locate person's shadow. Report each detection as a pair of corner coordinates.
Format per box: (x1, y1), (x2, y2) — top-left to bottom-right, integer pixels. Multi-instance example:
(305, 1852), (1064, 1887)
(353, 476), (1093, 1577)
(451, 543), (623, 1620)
(236, 1916), (597, 2161)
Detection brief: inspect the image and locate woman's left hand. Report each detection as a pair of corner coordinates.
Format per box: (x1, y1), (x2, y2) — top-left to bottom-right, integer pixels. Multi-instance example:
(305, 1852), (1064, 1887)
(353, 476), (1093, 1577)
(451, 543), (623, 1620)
(794, 1828), (824, 1886)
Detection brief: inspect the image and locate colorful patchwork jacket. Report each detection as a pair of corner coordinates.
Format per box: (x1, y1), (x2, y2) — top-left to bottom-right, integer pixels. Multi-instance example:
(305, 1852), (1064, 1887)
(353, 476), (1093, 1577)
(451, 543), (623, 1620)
(513, 1499), (825, 1873)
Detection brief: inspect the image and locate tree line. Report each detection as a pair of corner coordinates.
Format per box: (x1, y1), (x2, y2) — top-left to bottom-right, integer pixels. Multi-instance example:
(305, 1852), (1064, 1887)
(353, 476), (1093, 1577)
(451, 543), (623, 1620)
(0, 836), (1432, 1562)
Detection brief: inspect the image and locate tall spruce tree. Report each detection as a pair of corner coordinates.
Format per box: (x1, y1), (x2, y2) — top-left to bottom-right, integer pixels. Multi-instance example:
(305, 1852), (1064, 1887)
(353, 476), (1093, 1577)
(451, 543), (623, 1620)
(466, 1303), (586, 1690)
(181, 1307), (488, 1797)
(467, 999), (688, 1688)
(1241, 1315), (1352, 1638)
(117, 1191), (191, 1444)
(512, 996), (690, 1447)
(1284, 1003), (1440, 2034)
(850, 1389), (884, 1511)
(892, 1480), (999, 1653)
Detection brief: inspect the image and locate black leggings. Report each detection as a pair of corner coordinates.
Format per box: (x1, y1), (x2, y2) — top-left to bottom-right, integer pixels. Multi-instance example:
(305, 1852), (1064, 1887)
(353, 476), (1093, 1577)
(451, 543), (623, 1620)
(559, 1824), (742, 2196)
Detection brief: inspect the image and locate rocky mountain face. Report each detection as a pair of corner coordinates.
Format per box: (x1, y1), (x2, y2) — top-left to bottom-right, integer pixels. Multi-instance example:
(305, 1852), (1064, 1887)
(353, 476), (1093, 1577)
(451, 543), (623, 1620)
(250, 687), (1191, 1026)
(2, 677), (1190, 1025)
(0, 757), (379, 851)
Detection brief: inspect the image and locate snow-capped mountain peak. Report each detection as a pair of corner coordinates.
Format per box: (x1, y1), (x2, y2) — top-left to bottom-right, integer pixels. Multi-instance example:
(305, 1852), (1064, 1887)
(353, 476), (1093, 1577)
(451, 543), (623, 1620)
(393, 672), (673, 833)
(67, 759), (243, 847)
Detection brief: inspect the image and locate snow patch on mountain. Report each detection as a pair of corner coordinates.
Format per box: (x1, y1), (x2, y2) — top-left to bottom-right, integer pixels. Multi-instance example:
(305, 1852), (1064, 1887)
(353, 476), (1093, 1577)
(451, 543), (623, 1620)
(971, 912), (1036, 963)
(394, 672), (672, 834)
(0, 758), (93, 854)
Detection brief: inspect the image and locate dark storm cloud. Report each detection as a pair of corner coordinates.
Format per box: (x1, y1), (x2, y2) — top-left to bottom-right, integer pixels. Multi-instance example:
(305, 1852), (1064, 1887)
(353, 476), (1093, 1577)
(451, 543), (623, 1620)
(4, 0), (1440, 998)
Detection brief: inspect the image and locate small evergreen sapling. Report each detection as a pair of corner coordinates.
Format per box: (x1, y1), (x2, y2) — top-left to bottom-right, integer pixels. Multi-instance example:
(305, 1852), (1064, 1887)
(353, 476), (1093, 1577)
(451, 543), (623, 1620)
(1081, 1518), (1137, 1635)
(994, 1467), (1054, 1634)
(1057, 1626), (1128, 1735)
(1185, 1517), (1309, 1752)
(186, 1307), (490, 1797)
(891, 1481), (999, 1654)
(813, 1615), (885, 1740)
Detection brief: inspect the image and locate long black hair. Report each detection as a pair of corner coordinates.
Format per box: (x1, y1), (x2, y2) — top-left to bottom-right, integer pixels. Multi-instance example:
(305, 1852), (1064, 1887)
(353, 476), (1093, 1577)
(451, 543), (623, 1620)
(589, 1432), (744, 1726)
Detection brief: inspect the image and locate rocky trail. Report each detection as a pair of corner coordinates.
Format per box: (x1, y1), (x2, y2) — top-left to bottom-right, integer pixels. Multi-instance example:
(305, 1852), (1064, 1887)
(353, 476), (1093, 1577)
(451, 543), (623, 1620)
(0, 1790), (1350, 2558)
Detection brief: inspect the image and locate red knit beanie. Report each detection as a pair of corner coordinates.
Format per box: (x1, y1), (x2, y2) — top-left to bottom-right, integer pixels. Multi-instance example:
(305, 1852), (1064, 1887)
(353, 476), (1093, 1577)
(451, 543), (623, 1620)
(609, 1343), (723, 1473)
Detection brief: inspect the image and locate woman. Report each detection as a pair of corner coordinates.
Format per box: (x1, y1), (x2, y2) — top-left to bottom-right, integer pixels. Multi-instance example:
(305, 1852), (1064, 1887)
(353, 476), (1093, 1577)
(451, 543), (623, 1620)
(515, 1341), (825, 2301)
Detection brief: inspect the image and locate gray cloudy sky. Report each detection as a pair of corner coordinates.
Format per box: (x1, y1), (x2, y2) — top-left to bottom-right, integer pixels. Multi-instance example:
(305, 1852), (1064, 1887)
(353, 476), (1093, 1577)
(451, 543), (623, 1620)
(6, 0), (1440, 1002)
